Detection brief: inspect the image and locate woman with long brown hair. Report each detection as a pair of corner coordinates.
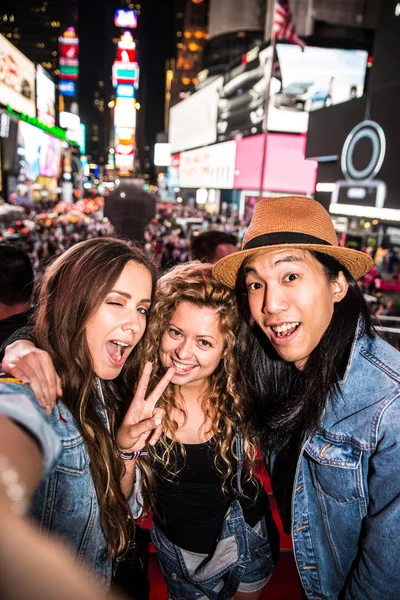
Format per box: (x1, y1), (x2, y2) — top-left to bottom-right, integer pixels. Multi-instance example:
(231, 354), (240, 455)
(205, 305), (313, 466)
(0, 237), (174, 591)
(137, 262), (279, 600)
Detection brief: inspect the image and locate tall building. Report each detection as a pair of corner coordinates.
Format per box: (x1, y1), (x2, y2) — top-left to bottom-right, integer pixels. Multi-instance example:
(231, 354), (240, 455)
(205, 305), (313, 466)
(292, 0), (380, 39)
(0, 1), (78, 79)
(169, 0), (209, 107)
(202, 0), (265, 71)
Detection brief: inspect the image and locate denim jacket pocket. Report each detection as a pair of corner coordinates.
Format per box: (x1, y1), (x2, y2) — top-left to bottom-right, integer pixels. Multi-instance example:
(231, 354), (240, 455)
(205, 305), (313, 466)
(305, 434), (363, 504)
(53, 435), (93, 513)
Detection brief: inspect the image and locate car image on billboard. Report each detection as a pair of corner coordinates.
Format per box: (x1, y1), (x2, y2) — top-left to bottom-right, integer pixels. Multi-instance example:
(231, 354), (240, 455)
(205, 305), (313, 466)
(216, 43), (367, 140)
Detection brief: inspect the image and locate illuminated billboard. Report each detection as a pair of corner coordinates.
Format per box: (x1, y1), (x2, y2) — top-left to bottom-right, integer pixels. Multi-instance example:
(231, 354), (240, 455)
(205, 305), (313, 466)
(36, 65), (56, 127)
(0, 34), (35, 117)
(154, 143), (172, 167)
(60, 111), (81, 144)
(115, 126), (135, 156)
(17, 121), (41, 181)
(169, 76), (223, 153)
(216, 43), (368, 141)
(39, 133), (62, 178)
(115, 153), (134, 172)
(114, 97), (136, 128)
(179, 141), (237, 189)
(112, 61), (139, 87)
(116, 84), (135, 98)
(118, 31), (136, 63)
(115, 9), (137, 29)
(59, 80), (76, 97)
(307, 87), (400, 219)
(59, 27), (79, 82)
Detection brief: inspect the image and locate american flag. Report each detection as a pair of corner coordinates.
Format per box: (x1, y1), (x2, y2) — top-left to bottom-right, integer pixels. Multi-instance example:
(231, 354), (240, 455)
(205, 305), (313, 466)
(273, 0), (305, 50)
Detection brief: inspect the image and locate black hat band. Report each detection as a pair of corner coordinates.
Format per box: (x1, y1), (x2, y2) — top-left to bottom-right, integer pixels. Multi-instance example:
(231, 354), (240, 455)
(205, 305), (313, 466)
(243, 232), (332, 251)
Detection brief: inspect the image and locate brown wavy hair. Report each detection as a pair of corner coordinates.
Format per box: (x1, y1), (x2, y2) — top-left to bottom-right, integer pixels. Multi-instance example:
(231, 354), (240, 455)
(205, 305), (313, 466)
(35, 237), (157, 557)
(138, 262), (258, 511)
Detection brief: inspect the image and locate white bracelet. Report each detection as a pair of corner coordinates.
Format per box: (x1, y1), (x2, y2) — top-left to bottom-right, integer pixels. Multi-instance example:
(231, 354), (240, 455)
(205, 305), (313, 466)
(0, 455), (28, 515)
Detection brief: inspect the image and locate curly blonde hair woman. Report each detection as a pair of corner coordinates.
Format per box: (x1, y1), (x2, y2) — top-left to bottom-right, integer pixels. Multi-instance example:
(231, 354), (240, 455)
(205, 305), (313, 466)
(139, 262), (279, 600)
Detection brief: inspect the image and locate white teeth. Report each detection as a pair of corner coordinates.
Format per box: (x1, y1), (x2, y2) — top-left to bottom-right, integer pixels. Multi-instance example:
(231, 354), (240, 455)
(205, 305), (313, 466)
(172, 359), (194, 373)
(112, 341), (129, 347)
(271, 322), (300, 336)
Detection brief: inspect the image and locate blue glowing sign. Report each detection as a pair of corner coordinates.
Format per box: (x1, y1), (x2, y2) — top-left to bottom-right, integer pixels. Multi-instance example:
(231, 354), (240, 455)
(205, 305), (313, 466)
(116, 84), (135, 98)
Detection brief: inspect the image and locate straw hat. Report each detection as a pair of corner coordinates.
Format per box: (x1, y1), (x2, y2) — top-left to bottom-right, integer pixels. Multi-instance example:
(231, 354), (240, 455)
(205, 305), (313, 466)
(213, 196), (373, 288)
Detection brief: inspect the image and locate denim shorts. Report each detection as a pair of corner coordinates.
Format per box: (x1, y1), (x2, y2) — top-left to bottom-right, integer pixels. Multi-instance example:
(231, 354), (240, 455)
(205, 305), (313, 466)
(151, 500), (277, 600)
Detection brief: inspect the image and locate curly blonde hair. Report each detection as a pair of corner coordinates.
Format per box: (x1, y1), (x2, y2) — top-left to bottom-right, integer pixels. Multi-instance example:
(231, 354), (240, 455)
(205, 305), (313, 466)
(137, 262), (259, 512)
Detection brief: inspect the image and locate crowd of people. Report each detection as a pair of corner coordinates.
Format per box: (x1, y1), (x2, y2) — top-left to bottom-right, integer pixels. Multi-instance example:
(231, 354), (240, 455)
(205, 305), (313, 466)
(0, 196), (400, 600)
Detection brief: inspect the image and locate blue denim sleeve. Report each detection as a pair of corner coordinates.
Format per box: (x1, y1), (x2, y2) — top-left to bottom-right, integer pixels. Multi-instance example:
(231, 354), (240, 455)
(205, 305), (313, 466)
(344, 393), (400, 600)
(0, 382), (62, 477)
(127, 464), (143, 519)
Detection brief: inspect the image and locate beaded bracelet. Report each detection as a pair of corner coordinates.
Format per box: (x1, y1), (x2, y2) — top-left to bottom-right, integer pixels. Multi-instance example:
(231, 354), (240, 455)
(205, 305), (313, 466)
(119, 450), (149, 461)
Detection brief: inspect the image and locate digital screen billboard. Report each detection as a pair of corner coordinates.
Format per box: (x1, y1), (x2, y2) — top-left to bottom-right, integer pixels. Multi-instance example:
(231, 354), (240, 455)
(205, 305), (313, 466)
(17, 121), (62, 180)
(17, 121), (41, 181)
(179, 141), (237, 189)
(234, 133), (317, 194)
(268, 44), (368, 134)
(114, 98), (136, 128)
(216, 43), (368, 141)
(36, 65), (56, 127)
(116, 84), (135, 98)
(59, 80), (76, 97)
(169, 76), (223, 153)
(39, 134), (62, 178)
(0, 34), (35, 117)
(115, 9), (137, 29)
(59, 28), (79, 82)
(306, 82), (400, 217)
(60, 111), (81, 144)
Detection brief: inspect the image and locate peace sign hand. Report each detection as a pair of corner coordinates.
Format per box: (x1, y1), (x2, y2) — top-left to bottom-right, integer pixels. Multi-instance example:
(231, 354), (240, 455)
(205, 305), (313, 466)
(116, 362), (175, 453)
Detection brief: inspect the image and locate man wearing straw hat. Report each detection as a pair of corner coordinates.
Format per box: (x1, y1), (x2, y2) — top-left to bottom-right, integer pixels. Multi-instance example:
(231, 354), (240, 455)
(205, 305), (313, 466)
(213, 196), (400, 600)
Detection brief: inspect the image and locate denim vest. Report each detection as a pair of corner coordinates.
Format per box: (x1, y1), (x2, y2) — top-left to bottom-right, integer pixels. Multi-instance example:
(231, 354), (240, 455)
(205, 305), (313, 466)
(0, 380), (140, 591)
(270, 320), (400, 599)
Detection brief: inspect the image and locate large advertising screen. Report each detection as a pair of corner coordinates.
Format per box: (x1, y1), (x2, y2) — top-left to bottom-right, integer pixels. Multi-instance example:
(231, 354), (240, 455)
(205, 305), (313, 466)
(17, 121), (62, 181)
(179, 141), (237, 189)
(36, 65), (56, 127)
(169, 76), (224, 154)
(39, 133), (62, 178)
(234, 133), (317, 194)
(0, 34), (35, 117)
(17, 121), (41, 181)
(268, 45), (368, 134)
(115, 9), (137, 29)
(216, 43), (368, 142)
(306, 81), (400, 218)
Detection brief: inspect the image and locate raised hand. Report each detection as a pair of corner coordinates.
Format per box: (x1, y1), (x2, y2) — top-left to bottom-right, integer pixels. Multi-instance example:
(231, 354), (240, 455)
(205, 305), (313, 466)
(116, 362), (175, 452)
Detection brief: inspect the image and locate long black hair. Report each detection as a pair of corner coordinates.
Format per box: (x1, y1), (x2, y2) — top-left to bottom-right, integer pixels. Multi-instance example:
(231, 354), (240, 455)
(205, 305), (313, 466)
(236, 251), (374, 454)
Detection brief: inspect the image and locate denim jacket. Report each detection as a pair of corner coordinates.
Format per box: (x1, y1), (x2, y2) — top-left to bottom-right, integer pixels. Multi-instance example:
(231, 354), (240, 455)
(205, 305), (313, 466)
(270, 320), (400, 599)
(0, 380), (140, 591)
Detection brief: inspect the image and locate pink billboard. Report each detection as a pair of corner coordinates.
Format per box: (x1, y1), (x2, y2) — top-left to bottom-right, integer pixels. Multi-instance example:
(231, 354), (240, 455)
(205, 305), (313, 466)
(234, 133), (317, 194)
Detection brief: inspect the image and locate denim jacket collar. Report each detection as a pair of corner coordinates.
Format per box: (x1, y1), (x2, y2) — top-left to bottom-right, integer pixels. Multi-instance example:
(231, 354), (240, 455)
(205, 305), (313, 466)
(340, 315), (366, 384)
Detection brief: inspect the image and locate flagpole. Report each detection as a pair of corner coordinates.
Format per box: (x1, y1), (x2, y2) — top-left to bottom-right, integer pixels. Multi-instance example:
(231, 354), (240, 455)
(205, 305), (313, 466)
(257, 33), (276, 202)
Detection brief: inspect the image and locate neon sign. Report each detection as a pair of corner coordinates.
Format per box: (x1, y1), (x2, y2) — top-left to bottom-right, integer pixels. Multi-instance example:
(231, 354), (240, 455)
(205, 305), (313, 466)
(6, 106), (78, 145)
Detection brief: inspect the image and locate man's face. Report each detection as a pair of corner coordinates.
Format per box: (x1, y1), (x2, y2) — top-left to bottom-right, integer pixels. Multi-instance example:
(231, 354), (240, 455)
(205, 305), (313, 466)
(244, 248), (348, 369)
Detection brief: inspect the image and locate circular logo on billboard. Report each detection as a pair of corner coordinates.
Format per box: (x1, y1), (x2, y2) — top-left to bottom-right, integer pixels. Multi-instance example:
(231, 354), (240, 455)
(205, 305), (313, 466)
(341, 120), (386, 181)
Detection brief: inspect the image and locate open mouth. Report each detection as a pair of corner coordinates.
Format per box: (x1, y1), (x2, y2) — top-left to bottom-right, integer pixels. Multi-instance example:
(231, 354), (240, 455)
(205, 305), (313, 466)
(106, 340), (131, 365)
(171, 359), (196, 374)
(269, 322), (300, 338)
